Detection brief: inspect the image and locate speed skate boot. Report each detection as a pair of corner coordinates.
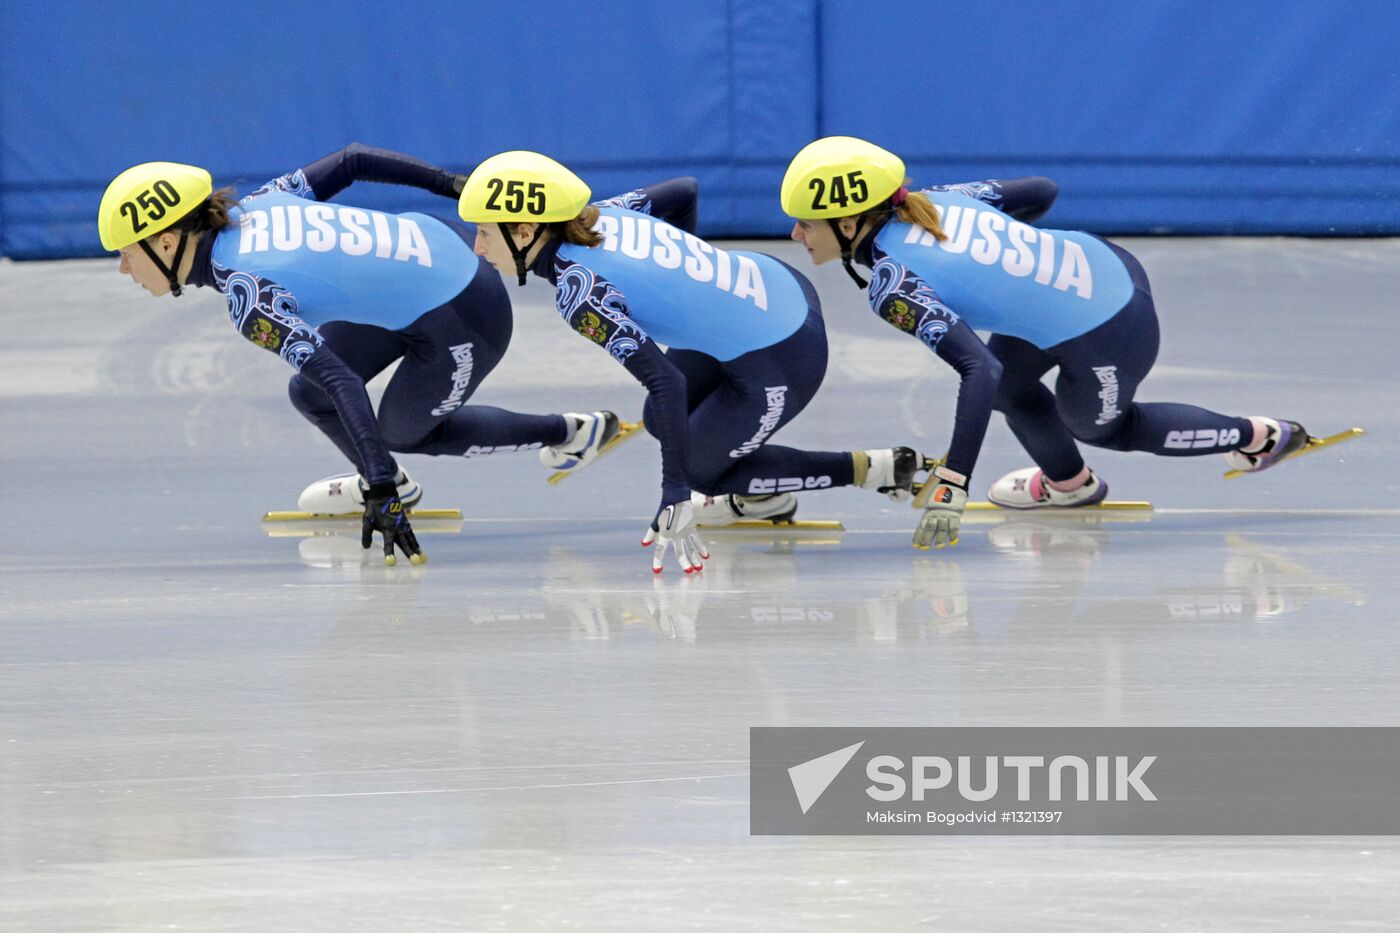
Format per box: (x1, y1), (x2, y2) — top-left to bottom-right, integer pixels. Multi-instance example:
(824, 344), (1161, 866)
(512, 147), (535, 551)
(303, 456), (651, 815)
(987, 467), (1108, 509)
(1222, 418), (1309, 474)
(297, 468), (422, 514)
(539, 411), (620, 471)
(691, 491), (798, 526)
(857, 447), (922, 502)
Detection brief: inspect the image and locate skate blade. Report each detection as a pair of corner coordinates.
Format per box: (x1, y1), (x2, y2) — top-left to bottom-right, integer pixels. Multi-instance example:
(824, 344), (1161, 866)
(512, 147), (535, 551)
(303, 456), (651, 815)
(700, 519), (845, 531)
(262, 508), (463, 522)
(1223, 427), (1365, 479)
(264, 519), (463, 539)
(547, 420), (645, 485)
(964, 508), (1154, 526)
(964, 501), (1153, 512)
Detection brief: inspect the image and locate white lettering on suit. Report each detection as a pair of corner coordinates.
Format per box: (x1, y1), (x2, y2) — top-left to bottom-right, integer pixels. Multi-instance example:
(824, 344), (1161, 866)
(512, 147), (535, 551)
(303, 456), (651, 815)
(907, 205), (1095, 299)
(237, 205), (434, 266)
(596, 214), (768, 310)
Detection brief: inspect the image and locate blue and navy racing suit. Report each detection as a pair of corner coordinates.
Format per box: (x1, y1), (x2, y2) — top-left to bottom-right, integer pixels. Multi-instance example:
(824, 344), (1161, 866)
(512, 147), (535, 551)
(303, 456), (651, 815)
(184, 144), (568, 488)
(855, 178), (1255, 482)
(530, 179), (856, 510)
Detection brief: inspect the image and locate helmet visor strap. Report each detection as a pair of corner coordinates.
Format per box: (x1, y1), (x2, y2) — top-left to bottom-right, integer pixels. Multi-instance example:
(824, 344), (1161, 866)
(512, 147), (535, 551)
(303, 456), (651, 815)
(137, 231), (189, 297)
(499, 222), (546, 286)
(827, 218), (868, 289)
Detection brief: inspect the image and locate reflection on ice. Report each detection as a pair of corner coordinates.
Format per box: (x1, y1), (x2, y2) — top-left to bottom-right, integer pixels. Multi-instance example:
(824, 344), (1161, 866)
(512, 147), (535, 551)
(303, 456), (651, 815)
(265, 510), (1368, 639)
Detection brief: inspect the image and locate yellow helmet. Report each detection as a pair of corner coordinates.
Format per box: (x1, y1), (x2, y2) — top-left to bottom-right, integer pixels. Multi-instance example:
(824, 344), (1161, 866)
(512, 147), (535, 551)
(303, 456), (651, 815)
(458, 151), (592, 284)
(98, 161), (213, 250)
(781, 136), (905, 220)
(457, 150), (591, 224)
(781, 137), (907, 288)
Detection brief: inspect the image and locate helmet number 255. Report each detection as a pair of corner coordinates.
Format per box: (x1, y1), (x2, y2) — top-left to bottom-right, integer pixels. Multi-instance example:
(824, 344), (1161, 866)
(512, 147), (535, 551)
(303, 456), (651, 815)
(118, 180), (182, 234)
(485, 178), (547, 214)
(809, 170), (867, 211)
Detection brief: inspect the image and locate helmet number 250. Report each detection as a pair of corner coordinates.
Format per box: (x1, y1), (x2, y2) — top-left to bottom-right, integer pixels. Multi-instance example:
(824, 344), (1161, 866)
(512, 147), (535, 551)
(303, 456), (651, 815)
(118, 180), (182, 234)
(809, 170), (867, 211)
(485, 178), (547, 214)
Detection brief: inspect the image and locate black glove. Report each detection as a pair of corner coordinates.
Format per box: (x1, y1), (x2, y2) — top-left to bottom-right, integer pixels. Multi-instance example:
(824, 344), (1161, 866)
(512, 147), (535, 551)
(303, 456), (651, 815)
(361, 483), (426, 566)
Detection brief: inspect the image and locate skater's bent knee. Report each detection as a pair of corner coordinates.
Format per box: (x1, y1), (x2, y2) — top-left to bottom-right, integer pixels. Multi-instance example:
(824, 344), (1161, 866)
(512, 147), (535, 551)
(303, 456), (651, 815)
(377, 419), (435, 453)
(1066, 418), (1134, 451)
(287, 374), (331, 413)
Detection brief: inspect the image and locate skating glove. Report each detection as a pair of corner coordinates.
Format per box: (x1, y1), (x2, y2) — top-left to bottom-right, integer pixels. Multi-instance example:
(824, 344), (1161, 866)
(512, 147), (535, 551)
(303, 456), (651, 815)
(361, 483), (426, 566)
(913, 466), (969, 550)
(641, 499), (709, 574)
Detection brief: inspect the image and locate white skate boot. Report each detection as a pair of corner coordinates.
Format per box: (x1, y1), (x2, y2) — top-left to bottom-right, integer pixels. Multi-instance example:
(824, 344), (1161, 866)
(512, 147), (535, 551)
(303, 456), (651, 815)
(1222, 418), (1310, 474)
(987, 467), (1108, 509)
(858, 447), (922, 501)
(297, 468), (422, 514)
(539, 411), (621, 471)
(690, 491), (798, 526)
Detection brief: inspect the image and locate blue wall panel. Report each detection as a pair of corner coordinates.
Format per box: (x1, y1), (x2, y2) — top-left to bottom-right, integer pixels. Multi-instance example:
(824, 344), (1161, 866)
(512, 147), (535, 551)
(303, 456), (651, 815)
(0, 0), (796, 257)
(2, 0), (1397, 258)
(819, 0), (1400, 234)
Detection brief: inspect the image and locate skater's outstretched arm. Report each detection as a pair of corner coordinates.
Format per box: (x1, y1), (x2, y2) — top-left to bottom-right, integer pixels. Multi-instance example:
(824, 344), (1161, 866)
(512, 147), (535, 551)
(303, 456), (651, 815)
(215, 263), (399, 489)
(593, 177), (698, 233)
(553, 260), (691, 508)
(932, 325), (1002, 479)
(248, 143), (466, 204)
(924, 177), (1058, 222)
(867, 255), (1000, 550)
(552, 258), (702, 572)
(867, 258), (1001, 479)
(625, 342), (708, 574)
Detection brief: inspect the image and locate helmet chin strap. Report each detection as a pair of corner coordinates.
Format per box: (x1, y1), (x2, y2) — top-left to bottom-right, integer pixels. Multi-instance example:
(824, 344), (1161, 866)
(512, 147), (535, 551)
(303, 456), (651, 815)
(137, 231), (190, 297)
(827, 218), (868, 289)
(499, 222), (546, 286)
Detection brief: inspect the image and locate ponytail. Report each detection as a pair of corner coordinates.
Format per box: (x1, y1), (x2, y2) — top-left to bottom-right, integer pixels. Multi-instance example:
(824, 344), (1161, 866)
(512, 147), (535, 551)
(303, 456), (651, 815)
(894, 187), (946, 242)
(557, 204), (603, 247)
(853, 177), (947, 242)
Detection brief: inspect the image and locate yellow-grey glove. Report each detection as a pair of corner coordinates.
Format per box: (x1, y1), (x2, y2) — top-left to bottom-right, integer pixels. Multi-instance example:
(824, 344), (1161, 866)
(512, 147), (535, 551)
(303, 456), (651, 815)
(913, 466), (969, 550)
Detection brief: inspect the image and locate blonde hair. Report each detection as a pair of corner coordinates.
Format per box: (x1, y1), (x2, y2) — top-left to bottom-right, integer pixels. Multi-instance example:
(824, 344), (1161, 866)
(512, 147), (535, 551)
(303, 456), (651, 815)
(849, 177), (947, 242)
(893, 184), (947, 242)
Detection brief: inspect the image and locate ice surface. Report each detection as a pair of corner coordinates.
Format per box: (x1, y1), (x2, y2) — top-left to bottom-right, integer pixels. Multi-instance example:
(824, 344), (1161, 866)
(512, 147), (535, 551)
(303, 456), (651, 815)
(2, 239), (1398, 930)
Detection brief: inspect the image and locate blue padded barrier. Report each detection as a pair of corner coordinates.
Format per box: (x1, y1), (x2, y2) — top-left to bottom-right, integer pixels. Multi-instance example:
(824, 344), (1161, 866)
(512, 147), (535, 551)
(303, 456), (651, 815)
(2, 0), (1396, 257)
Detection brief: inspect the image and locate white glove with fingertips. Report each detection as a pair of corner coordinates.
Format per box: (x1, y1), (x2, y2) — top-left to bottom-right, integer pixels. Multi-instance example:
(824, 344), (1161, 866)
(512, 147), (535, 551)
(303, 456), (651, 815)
(641, 500), (710, 574)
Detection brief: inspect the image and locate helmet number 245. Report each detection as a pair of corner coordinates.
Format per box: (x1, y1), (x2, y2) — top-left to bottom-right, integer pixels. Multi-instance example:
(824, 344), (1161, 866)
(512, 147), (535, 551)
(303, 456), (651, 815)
(809, 170), (867, 212)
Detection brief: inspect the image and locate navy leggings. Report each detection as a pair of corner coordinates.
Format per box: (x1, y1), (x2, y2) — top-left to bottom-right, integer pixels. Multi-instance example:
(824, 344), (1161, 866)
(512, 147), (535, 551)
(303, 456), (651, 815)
(288, 267), (567, 471)
(991, 241), (1253, 481)
(643, 268), (855, 496)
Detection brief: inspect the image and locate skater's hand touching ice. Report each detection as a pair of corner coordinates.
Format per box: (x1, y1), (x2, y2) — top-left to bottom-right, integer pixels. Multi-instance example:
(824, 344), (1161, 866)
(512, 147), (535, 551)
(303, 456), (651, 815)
(641, 499), (709, 574)
(361, 484), (426, 566)
(913, 467), (968, 550)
